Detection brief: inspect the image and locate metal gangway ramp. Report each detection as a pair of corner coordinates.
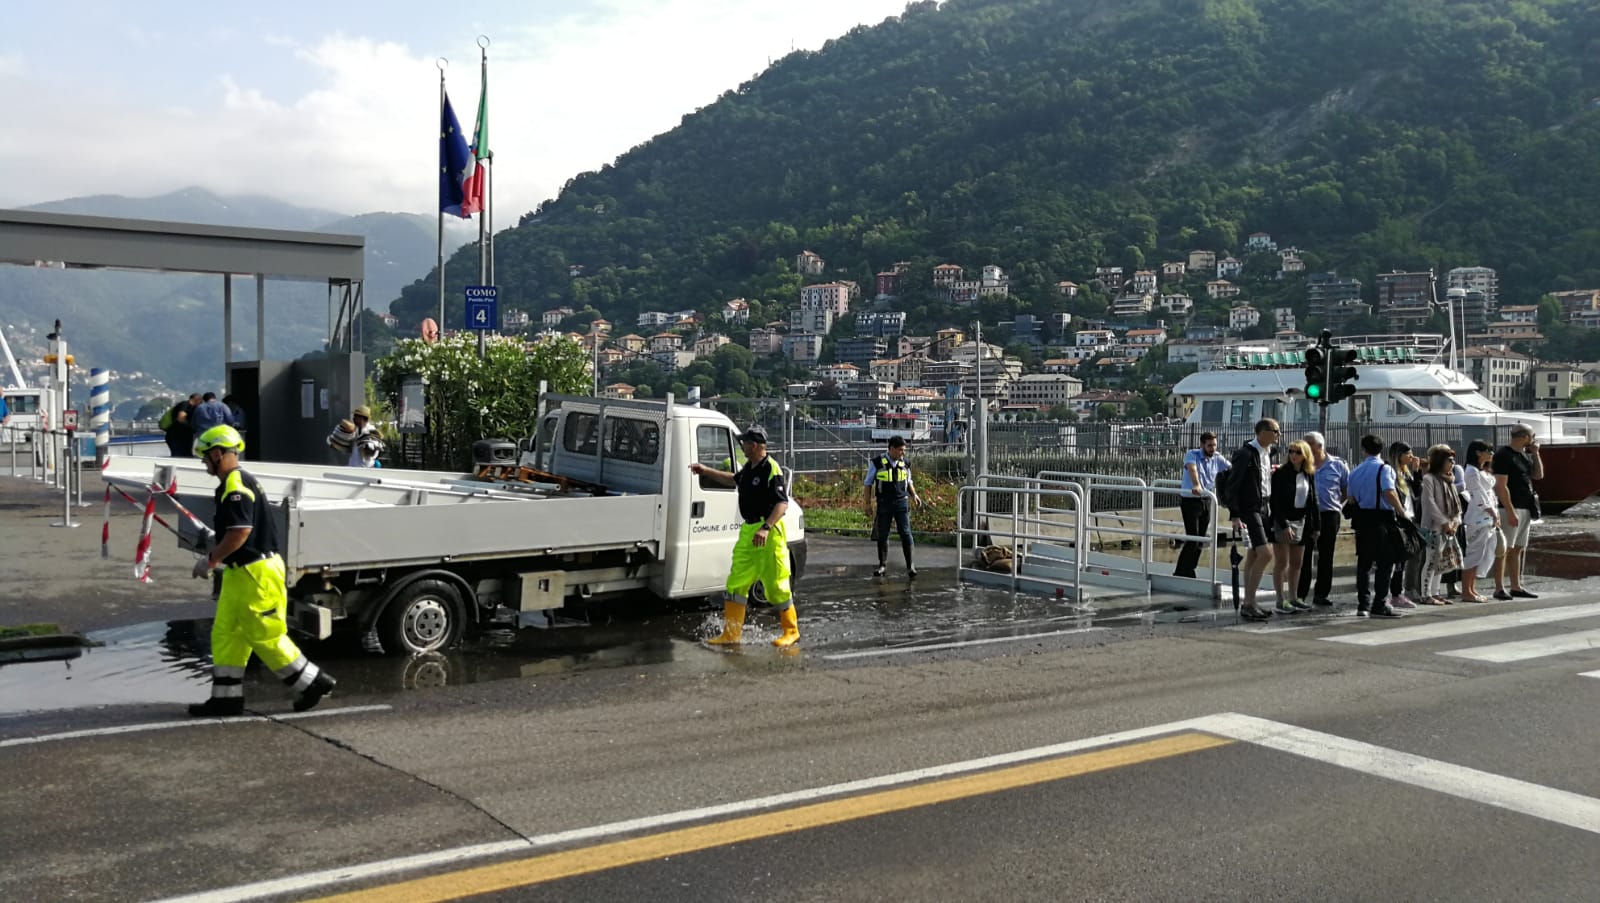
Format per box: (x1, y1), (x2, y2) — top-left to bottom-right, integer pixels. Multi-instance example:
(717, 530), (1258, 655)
(957, 471), (1225, 606)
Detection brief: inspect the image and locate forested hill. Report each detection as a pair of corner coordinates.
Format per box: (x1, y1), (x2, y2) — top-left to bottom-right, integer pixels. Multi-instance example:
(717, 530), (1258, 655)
(395, 0), (1600, 336)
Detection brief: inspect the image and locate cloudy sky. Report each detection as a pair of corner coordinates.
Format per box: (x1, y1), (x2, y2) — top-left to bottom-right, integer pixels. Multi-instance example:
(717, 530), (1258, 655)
(0, 0), (912, 219)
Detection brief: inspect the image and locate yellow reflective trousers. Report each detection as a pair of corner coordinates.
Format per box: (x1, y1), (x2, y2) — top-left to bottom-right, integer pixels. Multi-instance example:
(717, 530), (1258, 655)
(726, 521), (792, 607)
(211, 554), (303, 672)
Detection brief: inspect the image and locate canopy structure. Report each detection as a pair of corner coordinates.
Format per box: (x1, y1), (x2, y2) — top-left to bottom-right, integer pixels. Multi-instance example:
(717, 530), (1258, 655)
(0, 208), (366, 359)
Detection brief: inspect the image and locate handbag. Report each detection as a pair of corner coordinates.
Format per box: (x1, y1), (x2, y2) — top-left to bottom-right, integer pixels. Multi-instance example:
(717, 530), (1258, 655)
(1368, 464), (1422, 559)
(1284, 519), (1305, 543)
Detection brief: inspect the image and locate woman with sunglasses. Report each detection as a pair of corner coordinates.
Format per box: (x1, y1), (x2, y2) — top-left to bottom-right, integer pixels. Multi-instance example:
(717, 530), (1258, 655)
(1269, 440), (1317, 613)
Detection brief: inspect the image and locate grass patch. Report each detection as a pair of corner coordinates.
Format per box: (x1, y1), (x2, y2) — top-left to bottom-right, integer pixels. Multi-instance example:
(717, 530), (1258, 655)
(793, 472), (960, 536)
(0, 623), (65, 640)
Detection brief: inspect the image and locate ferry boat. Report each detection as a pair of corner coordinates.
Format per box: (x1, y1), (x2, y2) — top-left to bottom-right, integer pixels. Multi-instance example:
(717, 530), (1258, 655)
(1170, 334), (1600, 512)
(872, 410), (933, 441)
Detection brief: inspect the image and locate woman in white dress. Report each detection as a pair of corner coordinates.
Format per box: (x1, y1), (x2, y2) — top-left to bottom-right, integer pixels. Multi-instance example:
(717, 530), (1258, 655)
(1459, 439), (1501, 603)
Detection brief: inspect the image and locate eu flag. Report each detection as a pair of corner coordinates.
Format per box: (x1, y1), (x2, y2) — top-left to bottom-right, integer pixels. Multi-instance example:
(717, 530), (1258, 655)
(440, 92), (472, 218)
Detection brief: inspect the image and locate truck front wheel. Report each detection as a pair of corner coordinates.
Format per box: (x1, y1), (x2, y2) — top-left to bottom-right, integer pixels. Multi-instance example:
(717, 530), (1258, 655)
(377, 579), (466, 655)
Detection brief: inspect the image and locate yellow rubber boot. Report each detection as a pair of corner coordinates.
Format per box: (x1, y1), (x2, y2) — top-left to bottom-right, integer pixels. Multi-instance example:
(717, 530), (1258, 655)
(772, 606), (801, 647)
(708, 600), (746, 645)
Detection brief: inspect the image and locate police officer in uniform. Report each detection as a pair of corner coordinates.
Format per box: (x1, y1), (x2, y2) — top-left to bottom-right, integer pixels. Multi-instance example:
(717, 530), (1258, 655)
(188, 425), (337, 716)
(689, 427), (800, 647)
(864, 435), (925, 577)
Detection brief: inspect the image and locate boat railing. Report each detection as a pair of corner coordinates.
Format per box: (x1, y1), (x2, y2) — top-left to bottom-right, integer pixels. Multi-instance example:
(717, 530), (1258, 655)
(1211, 333), (1447, 370)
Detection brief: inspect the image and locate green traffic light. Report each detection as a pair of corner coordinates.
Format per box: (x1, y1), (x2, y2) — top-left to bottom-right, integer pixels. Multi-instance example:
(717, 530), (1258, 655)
(1306, 383), (1323, 399)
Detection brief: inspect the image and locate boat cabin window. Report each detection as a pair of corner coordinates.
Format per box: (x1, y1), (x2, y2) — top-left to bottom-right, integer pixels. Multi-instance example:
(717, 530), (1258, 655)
(1446, 391), (1498, 412)
(604, 417), (660, 465)
(696, 425), (736, 491)
(1229, 399), (1255, 424)
(1200, 400), (1224, 423)
(1261, 399), (1283, 422)
(5, 393), (40, 414)
(1391, 392), (1466, 415)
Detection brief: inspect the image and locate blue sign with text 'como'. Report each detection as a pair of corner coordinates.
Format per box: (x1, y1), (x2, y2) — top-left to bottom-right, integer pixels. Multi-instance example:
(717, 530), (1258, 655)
(465, 285), (498, 331)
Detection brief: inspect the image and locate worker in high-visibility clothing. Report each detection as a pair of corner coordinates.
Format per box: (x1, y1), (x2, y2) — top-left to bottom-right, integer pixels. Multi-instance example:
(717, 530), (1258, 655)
(864, 434), (926, 578)
(187, 425), (336, 716)
(689, 426), (800, 647)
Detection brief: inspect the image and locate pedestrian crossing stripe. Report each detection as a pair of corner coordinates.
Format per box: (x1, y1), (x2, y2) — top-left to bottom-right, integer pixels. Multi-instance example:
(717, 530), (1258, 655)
(1321, 596), (1585, 647)
(1440, 627), (1600, 663)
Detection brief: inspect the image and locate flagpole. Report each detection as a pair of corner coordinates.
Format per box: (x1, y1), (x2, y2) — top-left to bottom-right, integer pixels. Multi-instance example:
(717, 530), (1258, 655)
(478, 34), (494, 287)
(436, 58), (447, 333)
(487, 153), (494, 286)
(476, 37), (489, 359)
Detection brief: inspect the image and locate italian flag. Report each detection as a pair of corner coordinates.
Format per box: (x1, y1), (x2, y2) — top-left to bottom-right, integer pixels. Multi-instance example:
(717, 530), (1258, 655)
(461, 67), (489, 216)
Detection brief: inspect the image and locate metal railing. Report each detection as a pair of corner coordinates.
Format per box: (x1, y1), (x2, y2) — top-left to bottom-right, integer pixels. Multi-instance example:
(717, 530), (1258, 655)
(958, 470), (1221, 601)
(2, 424), (92, 524)
(957, 477), (1086, 597)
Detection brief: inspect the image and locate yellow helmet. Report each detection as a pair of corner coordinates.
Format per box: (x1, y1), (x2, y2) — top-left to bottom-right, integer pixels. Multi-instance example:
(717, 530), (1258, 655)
(193, 424), (245, 457)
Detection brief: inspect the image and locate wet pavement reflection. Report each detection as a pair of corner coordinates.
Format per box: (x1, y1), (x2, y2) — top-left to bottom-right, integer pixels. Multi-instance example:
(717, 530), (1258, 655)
(5, 515), (1596, 718)
(0, 577), (1123, 717)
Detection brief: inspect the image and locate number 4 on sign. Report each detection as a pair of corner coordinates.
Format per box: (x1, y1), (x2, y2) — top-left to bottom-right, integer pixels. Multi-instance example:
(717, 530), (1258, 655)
(475, 308), (488, 324)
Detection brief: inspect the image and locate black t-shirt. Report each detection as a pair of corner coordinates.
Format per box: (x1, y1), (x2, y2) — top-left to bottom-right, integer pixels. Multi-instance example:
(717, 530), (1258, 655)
(735, 455), (788, 524)
(166, 402), (193, 441)
(1491, 445), (1537, 509)
(212, 468), (280, 565)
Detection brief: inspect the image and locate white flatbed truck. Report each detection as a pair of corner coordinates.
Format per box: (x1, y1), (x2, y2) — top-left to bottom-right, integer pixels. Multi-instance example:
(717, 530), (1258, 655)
(101, 394), (806, 655)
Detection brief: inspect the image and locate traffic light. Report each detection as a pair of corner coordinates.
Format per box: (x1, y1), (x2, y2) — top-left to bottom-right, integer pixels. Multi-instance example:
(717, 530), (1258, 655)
(1303, 345), (1327, 402)
(1326, 347), (1359, 404)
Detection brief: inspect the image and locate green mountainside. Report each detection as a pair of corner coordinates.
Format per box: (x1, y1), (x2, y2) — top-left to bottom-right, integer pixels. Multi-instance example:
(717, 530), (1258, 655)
(397, 0), (1600, 350)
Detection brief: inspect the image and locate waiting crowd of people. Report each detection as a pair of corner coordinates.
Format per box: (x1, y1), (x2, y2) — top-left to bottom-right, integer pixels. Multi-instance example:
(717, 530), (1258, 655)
(1178, 419), (1546, 622)
(161, 393), (383, 467)
(162, 392), (245, 458)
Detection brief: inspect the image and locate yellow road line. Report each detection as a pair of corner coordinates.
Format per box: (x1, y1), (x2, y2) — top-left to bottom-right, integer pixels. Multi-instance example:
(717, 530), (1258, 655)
(311, 731), (1231, 903)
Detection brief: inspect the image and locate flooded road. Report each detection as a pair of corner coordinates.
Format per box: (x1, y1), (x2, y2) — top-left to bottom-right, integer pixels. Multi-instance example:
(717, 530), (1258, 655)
(4, 500), (1596, 719)
(0, 577), (1138, 717)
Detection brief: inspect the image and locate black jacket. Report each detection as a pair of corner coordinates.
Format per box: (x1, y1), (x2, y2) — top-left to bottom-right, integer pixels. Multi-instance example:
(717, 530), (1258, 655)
(1270, 464), (1316, 528)
(1228, 441), (1269, 518)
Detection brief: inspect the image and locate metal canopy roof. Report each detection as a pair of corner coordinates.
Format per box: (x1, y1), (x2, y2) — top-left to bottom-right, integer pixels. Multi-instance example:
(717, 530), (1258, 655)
(0, 208), (364, 281)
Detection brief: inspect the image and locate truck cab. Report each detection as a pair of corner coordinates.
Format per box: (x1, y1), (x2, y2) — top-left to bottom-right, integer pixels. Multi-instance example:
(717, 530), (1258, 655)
(524, 396), (806, 601)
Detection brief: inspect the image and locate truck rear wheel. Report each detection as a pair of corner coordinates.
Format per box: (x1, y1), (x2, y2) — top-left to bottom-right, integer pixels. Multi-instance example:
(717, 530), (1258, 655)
(378, 579), (466, 655)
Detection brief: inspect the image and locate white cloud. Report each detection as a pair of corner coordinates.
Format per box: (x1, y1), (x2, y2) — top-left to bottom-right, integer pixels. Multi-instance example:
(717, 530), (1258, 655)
(0, 0), (912, 217)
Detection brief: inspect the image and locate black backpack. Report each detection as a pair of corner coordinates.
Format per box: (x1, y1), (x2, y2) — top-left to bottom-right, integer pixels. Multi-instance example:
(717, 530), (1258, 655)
(1213, 448), (1244, 510)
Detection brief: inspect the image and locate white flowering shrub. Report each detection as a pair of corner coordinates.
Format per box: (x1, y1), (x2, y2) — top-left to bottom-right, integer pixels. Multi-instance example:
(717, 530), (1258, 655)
(373, 333), (591, 469)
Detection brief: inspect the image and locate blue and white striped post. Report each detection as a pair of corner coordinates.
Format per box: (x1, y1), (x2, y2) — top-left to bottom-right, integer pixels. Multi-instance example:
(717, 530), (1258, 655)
(89, 368), (111, 470)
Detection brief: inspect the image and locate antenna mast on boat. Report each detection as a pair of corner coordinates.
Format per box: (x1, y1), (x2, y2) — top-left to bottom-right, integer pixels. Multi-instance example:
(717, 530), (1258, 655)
(1432, 269), (1459, 372)
(0, 323), (29, 388)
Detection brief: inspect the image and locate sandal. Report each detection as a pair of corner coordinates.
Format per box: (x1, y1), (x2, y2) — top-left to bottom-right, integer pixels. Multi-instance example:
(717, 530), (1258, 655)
(1462, 594), (1489, 603)
(1418, 596), (1446, 606)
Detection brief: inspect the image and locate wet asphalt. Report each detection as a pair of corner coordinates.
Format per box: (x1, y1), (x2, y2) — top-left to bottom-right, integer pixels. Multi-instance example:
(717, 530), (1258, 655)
(5, 470), (1600, 902)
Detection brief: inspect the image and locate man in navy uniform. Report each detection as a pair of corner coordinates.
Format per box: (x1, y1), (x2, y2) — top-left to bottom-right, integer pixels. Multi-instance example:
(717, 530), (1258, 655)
(863, 435), (926, 578)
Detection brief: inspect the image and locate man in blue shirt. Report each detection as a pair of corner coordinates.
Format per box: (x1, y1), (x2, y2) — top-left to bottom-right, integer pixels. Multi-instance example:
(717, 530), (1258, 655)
(1175, 431), (1229, 578)
(190, 392), (233, 437)
(1347, 433), (1412, 618)
(1297, 432), (1349, 607)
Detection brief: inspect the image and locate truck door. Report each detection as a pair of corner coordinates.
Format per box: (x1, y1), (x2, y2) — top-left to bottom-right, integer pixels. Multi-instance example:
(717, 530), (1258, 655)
(679, 423), (744, 594)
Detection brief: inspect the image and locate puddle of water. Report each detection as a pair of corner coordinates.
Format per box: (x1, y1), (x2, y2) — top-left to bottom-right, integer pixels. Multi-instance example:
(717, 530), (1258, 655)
(0, 578), (1120, 715)
(0, 620), (210, 716)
